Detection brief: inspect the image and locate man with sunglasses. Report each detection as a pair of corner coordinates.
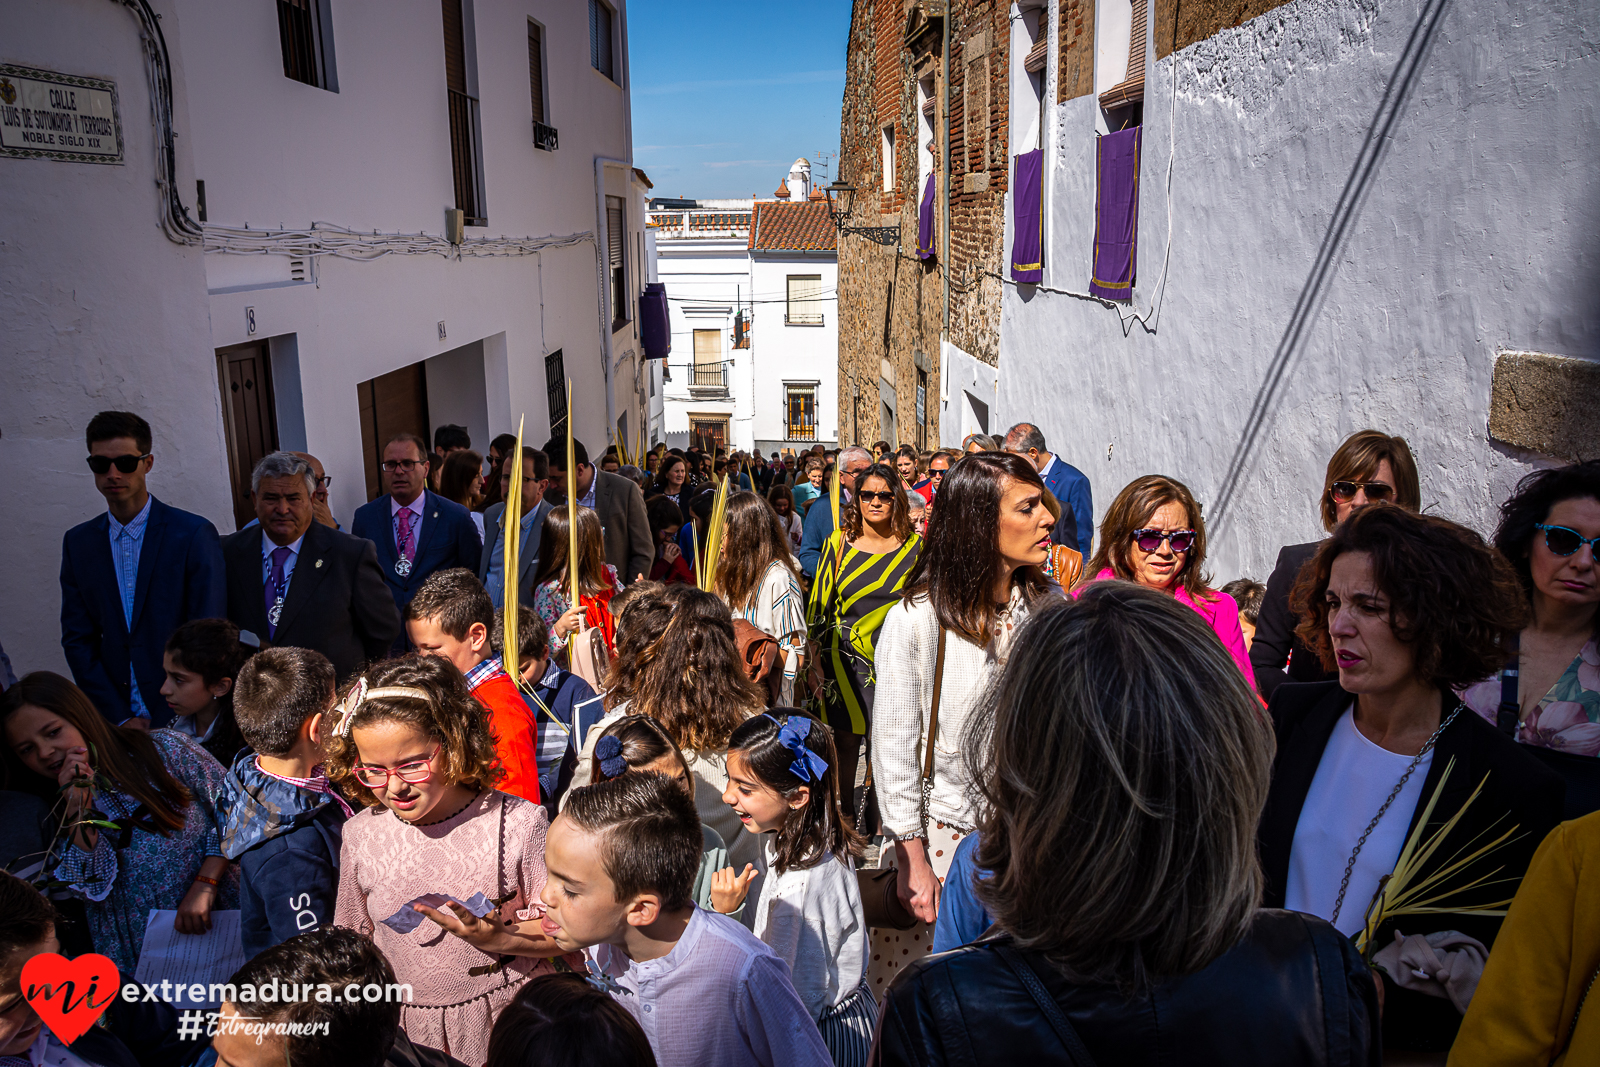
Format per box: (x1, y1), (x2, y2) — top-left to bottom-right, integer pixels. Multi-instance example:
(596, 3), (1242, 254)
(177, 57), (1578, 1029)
(60, 411), (225, 727)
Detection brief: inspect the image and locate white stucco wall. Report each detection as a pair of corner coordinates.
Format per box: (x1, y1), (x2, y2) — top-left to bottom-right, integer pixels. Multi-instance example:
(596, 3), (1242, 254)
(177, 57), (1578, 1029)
(751, 252), (839, 452)
(3, 0), (639, 677)
(652, 232), (750, 449)
(998, 0), (1598, 586)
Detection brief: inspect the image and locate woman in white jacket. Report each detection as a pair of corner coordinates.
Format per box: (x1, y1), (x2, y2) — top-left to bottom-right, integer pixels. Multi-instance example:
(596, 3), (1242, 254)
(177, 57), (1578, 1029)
(867, 450), (1062, 994)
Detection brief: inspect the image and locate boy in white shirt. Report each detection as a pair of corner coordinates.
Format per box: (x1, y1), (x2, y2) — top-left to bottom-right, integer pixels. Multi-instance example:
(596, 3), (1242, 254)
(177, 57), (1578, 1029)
(540, 773), (831, 1067)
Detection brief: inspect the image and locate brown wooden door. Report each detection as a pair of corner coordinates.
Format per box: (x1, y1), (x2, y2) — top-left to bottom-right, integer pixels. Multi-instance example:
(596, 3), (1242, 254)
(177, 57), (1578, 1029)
(690, 417), (728, 453)
(356, 362), (431, 501)
(217, 342), (279, 529)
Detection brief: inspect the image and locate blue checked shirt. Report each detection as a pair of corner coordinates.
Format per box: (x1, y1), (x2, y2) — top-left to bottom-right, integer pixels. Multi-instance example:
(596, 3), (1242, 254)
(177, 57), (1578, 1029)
(107, 498), (153, 720)
(463, 654), (505, 690)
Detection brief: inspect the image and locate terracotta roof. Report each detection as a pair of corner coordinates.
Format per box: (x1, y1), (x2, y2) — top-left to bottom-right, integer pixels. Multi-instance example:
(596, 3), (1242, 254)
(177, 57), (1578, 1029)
(773, 184), (791, 198)
(748, 199), (836, 252)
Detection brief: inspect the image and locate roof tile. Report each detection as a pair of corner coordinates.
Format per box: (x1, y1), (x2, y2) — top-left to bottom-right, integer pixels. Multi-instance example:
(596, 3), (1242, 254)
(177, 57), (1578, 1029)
(748, 200), (837, 252)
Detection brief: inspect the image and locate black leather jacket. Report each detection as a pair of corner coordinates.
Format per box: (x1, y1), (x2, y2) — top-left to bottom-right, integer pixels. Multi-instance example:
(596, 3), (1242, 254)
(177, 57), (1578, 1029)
(870, 910), (1380, 1067)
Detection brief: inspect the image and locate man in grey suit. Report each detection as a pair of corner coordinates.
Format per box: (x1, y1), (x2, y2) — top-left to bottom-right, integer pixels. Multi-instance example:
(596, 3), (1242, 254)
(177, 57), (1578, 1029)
(479, 446), (554, 608)
(542, 437), (654, 585)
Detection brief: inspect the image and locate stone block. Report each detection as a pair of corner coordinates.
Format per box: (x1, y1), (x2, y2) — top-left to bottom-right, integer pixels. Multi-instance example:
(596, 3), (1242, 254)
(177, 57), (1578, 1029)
(1488, 350), (1600, 461)
(963, 172), (990, 194)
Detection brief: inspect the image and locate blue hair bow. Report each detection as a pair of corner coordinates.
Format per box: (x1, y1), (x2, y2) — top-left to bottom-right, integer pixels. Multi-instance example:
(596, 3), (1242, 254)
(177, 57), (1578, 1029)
(767, 714), (829, 783)
(595, 735), (627, 780)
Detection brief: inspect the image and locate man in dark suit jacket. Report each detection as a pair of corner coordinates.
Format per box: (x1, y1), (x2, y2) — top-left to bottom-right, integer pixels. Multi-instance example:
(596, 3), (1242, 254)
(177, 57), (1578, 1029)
(60, 411), (225, 726)
(479, 446), (555, 607)
(351, 433), (481, 634)
(222, 452), (400, 684)
(543, 437), (653, 584)
(1004, 422), (1093, 557)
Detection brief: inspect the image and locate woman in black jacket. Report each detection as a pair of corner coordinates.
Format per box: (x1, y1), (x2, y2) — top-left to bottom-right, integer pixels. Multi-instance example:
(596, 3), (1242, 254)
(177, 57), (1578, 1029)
(1251, 430), (1420, 700)
(1260, 503), (1564, 1054)
(872, 581), (1380, 1067)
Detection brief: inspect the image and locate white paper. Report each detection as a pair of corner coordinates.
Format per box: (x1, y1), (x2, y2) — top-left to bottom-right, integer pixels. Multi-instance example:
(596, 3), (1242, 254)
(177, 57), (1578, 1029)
(133, 909), (247, 1009)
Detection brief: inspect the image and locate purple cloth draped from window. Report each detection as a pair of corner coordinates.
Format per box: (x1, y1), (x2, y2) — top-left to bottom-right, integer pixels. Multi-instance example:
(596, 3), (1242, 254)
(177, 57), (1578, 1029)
(1011, 150), (1044, 284)
(917, 173), (936, 260)
(640, 282), (670, 360)
(1089, 126), (1141, 302)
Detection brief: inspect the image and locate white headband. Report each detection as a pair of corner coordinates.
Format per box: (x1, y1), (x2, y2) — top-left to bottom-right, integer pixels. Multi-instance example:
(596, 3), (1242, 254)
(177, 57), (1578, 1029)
(333, 677), (432, 737)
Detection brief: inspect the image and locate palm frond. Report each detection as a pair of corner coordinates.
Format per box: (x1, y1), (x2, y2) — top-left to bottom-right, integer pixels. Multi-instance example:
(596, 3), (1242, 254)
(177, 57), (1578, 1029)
(502, 414), (527, 682)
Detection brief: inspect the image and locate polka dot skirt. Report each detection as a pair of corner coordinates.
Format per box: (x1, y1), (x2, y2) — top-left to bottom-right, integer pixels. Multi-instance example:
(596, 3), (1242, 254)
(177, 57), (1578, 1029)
(866, 823), (970, 1002)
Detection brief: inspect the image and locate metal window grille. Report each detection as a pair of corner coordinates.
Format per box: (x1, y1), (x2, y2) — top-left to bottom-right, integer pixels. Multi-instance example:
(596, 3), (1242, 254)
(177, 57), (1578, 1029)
(785, 386), (818, 441)
(545, 350), (568, 439)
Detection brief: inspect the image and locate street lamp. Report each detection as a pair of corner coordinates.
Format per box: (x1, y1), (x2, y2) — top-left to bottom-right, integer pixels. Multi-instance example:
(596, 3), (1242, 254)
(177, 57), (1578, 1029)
(823, 179), (901, 248)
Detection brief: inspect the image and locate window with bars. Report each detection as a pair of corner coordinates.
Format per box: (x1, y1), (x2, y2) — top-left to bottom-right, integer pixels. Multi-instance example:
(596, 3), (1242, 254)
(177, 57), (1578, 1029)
(545, 350), (568, 439)
(785, 275), (824, 326)
(607, 196), (628, 327)
(915, 369), (928, 450)
(589, 0), (616, 82)
(785, 385), (818, 441)
(443, 0), (485, 223)
(278, 0), (337, 91)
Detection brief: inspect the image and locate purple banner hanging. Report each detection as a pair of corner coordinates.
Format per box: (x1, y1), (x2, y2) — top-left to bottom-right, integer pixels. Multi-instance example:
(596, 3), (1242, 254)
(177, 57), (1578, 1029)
(1011, 149), (1044, 284)
(1089, 126), (1141, 302)
(917, 173), (936, 260)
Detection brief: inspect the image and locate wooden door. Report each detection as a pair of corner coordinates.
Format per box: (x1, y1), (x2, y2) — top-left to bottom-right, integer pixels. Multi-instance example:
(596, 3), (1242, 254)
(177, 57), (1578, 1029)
(356, 362), (430, 501)
(217, 342), (279, 529)
(690, 417), (728, 454)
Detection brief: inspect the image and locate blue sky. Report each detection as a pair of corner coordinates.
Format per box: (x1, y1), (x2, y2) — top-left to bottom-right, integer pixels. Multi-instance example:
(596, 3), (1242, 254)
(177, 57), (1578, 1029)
(628, 0), (853, 200)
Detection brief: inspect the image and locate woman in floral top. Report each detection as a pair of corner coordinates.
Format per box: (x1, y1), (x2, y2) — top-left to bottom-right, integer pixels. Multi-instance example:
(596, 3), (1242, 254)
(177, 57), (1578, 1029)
(531, 505), (625, 666)
(1461, 461), (1600, 754)
(0, 672), (236, 974)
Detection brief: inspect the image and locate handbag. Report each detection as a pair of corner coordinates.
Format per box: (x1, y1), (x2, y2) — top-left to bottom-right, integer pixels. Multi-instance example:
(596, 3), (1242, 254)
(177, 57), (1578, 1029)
(568, 623), (610, 691)
(731, 618), (783, 706)
(856, 625), (946, 931)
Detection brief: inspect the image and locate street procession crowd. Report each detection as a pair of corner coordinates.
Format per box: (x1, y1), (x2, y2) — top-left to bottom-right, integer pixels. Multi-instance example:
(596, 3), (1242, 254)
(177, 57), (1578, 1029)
(1, 408), (1598, 1067)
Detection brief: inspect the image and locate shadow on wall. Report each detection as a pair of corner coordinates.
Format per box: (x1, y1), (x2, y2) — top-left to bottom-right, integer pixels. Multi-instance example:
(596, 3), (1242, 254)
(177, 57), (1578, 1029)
(1207, 0), (1456, 538)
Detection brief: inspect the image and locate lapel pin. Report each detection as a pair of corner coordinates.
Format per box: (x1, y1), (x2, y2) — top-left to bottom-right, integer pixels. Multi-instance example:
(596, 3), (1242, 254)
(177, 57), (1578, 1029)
(315, 559), (324, 568)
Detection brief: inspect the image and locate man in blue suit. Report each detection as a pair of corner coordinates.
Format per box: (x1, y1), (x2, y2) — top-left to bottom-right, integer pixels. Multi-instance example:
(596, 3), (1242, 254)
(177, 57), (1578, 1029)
(479, 446), (554, 609)
(60, 411), (226, 727)
(1004, 422), (1093, 557)
(351, 433), (482, 647)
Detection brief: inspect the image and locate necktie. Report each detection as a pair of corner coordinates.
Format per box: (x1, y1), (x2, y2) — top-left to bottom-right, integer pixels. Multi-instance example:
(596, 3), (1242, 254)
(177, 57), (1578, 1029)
(266, 546), (292, 637)
(397, 508), (416, 561)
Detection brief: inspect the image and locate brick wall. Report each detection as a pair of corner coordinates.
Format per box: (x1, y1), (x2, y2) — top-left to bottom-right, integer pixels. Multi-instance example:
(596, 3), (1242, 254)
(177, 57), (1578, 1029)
(835, 0), (1009, 448)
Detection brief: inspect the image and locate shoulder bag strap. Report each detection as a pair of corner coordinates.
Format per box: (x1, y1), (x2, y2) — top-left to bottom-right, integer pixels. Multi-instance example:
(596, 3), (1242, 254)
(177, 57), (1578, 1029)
(1495, 634), (1521, 737)
(917, 626), (947, 836)
(993, 944), (1098, 1067)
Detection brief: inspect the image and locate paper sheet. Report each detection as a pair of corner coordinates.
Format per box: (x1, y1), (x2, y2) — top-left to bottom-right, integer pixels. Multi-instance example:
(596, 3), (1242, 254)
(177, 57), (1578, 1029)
(379, 892), (495, 934)
(133, 909), (247, 1009)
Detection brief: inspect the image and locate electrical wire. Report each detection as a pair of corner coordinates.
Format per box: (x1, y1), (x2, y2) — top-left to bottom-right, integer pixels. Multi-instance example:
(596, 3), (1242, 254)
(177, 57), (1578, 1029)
(115, 0), (203, 245)
(201, 222), (594, 261)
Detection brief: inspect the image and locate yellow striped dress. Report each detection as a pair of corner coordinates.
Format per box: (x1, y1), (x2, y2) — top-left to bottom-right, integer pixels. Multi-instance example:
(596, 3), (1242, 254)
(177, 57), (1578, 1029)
(807, 530), (923, 735)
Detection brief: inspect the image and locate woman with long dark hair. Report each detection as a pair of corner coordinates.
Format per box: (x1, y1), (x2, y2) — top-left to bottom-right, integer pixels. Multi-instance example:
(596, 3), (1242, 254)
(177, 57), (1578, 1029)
(533, 506), (624, 661)
(1080, 474), (1255, 684)
(807, 463), (921, 822)
(1, 672), (236, 973)
(1459, 460), (1600, 753)
(715, 491), (806, 705)
(653, 454), (693, 523)
(867, 451), (1058, 989)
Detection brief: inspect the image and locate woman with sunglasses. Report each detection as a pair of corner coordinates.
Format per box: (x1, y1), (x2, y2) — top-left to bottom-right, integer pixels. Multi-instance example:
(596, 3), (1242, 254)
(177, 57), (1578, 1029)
(1458, 461), (1600, 755)
(1252, 430), (1421, 700)
(1080, 475), (1255, 684)
(328, 654), (573, 1067)
(807, 463), (922, 824)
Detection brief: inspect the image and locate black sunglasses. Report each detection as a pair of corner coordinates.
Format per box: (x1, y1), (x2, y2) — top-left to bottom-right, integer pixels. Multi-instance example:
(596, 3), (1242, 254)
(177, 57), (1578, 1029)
(1536, 524), (1600, 557)
(856, 490), (896, 504)
(86, 453), (150, 475)
(1131, 528), (1197, 554)
(1329, 480), (1394, 504)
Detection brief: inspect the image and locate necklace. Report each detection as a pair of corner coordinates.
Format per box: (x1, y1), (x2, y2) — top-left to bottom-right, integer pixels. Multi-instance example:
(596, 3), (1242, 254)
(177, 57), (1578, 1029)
(398, 788), (482, 827)
(1329, 702), (1463, 925)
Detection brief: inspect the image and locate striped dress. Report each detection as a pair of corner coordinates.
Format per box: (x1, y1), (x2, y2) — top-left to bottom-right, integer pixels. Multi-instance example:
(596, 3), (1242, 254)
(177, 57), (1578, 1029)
(807, 531), (922, 735)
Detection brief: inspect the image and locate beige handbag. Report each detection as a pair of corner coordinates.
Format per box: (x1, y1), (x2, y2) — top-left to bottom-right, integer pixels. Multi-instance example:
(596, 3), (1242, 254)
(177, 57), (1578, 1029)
(568, 623), (610, 690)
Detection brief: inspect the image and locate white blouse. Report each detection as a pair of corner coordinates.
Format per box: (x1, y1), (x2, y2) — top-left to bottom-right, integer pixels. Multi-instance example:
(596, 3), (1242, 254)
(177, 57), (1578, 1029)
(751, 837), (869, 1020)
(729, 560), (807, 706)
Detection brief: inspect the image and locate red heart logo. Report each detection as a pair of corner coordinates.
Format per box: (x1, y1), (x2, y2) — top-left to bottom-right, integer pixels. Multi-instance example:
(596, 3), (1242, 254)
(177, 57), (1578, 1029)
(20, 953), (119, 1045)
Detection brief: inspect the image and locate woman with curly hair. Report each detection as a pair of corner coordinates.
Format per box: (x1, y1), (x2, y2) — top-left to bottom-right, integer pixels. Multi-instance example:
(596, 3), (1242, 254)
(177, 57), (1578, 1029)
(1079, 474), (1254, 684)
(715, 491), (807, 705)
(1459, 460), (1600, 756)
(328, 654), (573, 1066)
(1259, 503), (1564, 1055)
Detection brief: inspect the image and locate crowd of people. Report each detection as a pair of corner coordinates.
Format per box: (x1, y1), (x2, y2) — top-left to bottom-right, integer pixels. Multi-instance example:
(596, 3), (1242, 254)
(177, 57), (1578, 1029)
(0, 409), (1597, 1067)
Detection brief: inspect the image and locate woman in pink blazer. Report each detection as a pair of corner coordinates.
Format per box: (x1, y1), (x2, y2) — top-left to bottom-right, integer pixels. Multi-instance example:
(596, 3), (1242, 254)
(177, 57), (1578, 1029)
(1071, 474), (1256, 686)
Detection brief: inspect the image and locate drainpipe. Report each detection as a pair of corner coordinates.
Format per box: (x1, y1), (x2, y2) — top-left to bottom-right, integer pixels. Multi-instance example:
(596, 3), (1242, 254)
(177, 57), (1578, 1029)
(595, 155), (631, 446)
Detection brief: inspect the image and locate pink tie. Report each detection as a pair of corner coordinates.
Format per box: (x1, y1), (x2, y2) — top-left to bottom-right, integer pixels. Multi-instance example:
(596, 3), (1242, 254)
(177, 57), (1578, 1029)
(396, 508), (416, 561)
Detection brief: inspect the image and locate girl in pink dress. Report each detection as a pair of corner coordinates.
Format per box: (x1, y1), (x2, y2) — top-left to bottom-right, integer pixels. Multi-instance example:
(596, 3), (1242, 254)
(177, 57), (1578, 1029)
(327, 654), (573, 1067)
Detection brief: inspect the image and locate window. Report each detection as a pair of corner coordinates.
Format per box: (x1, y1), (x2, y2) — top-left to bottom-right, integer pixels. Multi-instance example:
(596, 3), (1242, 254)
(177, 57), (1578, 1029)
(545, 349), (567, 439)
(607, 196), (628, 327)
(1016, 3), (1048, 151)
(881, 125), (896, 193)
(528, 20), (546, 123)
(692, 330), (723, 388)
(917, 77), (935, 190)
(1097, 0), (1147, 127)
(785, 385), (818, 441)
(443, 0), (485, 223)
(785, 275), (824, 326)
(915, 368), (928, 450)
(590, 0), (616, 81)
(278, 0), (337, 91)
